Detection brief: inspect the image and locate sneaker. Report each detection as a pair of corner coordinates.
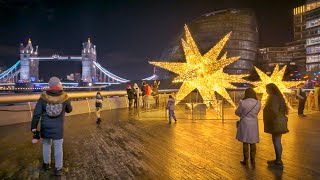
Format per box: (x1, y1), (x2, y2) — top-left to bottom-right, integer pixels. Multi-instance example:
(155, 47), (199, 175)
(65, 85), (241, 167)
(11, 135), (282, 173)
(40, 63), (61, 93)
(96, 118), (101, 124)
(55, 167), (68, 176)
(42, 163), (51, 171)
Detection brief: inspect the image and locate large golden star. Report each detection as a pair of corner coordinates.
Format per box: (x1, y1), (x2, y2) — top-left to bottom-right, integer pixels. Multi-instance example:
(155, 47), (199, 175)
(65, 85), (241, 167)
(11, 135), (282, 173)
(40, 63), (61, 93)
(149, 25), (248, 115)
(253, 65), (304, 109)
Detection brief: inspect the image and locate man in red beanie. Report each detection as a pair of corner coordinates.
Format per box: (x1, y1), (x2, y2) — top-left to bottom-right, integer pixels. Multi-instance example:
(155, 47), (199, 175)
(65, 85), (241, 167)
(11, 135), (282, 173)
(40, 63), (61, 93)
(126, 84), (134, 109)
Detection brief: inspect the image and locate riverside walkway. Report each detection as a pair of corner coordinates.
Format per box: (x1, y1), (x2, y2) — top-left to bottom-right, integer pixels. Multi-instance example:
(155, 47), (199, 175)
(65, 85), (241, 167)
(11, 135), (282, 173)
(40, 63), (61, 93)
(1, 108), (320, 179)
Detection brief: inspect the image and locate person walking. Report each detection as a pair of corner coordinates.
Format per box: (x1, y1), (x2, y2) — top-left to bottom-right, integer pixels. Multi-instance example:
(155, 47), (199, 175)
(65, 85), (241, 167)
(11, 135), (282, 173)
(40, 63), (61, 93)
(31, 77), (72, 176)
(95, 92), (103, 124)
(263, 83), (289, 168)
(297, 83), (307, 117)
(126, 85), (134, 109)
(133, 83), (140, 109)
(235, 88), (261, 167)
(314, 82), (320, 111)
(166, 95), (177, 124)
(152, 80), (160, 108)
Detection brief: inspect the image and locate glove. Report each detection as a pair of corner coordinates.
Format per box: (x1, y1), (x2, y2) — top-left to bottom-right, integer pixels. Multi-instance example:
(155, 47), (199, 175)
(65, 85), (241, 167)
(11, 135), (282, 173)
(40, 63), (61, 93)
(32, 131), (40, 144)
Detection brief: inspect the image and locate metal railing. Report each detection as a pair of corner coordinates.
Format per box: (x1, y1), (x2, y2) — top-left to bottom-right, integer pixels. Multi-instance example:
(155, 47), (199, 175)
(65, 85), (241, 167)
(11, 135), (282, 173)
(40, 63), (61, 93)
(135, 90), (302, 122)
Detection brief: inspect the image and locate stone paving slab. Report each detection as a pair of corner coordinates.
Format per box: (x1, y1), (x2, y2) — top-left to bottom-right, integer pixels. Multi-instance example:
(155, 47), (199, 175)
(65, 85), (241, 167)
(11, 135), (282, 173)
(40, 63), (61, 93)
(1, 108), (320, 179)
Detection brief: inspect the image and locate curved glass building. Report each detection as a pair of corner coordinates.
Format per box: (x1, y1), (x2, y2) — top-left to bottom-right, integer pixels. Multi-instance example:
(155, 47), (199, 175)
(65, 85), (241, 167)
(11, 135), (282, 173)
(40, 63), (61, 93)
(158, 9), (259, 79)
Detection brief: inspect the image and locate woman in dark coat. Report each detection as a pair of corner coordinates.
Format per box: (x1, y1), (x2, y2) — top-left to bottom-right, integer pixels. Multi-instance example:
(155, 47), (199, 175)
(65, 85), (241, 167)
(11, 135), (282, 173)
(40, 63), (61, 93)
(263, 83), (289, 167)
(235, 88), (261, 166)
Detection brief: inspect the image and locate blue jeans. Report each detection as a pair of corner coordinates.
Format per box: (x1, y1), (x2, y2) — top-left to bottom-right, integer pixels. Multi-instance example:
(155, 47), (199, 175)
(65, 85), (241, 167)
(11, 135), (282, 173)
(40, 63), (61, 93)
(43, 138), (63, 170)
(168, 110), (176, 123)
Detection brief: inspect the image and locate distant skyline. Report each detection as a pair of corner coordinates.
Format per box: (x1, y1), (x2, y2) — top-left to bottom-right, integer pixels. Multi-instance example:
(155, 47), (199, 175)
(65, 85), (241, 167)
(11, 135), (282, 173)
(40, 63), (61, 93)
(0, 0), (305, 80)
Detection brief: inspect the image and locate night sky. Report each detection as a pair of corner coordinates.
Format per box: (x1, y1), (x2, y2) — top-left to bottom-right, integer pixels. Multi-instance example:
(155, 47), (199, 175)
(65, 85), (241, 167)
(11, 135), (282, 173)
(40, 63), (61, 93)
(0, 0), (305, 80)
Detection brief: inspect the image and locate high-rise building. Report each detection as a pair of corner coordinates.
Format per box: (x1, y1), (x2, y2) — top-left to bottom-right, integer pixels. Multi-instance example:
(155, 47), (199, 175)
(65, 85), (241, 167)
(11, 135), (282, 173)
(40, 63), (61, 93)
(158, 9), (259, 79)
(258, 47), (293, 73)
(304, 0), (320, 74)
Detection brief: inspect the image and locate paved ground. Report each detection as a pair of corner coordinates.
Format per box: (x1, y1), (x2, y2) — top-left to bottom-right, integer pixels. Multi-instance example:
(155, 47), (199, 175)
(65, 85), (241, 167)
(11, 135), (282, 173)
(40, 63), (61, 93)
(1, 108), (320, 179)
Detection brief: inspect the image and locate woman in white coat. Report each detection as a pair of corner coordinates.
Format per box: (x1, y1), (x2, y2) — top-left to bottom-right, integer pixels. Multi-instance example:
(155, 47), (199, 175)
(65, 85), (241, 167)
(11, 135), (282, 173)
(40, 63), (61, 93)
(235, 88), (261, 166)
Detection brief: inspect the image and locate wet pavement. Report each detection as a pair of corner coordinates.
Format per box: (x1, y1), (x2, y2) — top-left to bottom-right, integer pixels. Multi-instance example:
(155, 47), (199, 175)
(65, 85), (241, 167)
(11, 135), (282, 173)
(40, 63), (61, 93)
(1, 108), (320, 179)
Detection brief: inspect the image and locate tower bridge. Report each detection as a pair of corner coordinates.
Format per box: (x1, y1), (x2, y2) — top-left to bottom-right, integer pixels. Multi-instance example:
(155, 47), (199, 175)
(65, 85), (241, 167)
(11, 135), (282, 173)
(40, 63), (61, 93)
(0, 38), (130, 85)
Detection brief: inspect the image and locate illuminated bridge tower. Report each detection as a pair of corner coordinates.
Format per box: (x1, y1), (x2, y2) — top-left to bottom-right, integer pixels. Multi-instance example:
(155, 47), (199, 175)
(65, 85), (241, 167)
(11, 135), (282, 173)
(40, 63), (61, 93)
(19, 39), (39, 82)
(81, 38), (96, 82)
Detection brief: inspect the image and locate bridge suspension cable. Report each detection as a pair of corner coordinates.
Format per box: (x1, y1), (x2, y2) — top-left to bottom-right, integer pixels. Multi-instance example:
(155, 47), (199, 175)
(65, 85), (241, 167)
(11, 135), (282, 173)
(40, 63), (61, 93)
(0, 61), (20, 80)
(142, 74), (158, 81)
(93, 61), (129, 83)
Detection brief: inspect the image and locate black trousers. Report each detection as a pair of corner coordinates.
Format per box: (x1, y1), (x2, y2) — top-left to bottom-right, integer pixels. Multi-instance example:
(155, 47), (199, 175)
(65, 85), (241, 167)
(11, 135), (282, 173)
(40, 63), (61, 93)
(128, 99), (133, 108)
(272, 134), (282, 162)
(298, 99), (306, 115)
(134, 98), (138, 108)
(243, 143), (256, 162)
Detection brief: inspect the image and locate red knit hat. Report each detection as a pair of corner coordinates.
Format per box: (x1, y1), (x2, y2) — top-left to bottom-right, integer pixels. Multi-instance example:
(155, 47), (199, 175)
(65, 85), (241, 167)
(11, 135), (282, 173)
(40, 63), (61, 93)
(127, 85), (131, 88)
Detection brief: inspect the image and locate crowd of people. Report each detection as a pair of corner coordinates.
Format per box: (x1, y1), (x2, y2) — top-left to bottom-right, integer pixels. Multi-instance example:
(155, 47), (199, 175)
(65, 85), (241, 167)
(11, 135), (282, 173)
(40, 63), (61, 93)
(296, 82), (320, 117)
(30, 77), (320, 176)
(125, 80), (160, 110)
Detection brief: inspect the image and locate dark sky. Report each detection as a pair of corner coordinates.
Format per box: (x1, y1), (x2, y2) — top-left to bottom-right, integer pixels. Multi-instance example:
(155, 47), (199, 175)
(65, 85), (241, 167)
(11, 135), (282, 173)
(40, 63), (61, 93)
(0, 0), (305, 80)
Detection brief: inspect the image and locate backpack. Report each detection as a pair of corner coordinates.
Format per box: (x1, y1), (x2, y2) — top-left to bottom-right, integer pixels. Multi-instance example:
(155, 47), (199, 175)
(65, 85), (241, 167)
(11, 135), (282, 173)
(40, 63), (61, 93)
(46, 103), (63, 117)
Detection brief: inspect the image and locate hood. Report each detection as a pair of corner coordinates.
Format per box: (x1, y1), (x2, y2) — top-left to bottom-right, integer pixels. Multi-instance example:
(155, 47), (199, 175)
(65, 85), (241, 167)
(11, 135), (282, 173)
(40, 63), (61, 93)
(168, 98), (175, 103)
(134, 83), (139, 89)
(41, 90), (69, 104)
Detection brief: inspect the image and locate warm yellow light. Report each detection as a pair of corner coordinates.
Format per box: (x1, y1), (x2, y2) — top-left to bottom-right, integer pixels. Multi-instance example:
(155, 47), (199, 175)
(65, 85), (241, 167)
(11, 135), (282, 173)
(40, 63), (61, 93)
(149, 25), (248, 116)
(252, 65), (304, 109)
(28, 38), (32, 44)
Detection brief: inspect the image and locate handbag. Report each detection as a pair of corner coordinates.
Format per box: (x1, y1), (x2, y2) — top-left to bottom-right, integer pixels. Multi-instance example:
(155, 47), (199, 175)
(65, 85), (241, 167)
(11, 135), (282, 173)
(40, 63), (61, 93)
(236, 100), (258, 128)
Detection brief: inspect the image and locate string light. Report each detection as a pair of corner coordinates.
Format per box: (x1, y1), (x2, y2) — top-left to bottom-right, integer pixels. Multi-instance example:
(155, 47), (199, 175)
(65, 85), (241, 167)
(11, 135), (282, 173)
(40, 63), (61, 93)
(149, 25), (248, 116)
(252, 65), (304, 109)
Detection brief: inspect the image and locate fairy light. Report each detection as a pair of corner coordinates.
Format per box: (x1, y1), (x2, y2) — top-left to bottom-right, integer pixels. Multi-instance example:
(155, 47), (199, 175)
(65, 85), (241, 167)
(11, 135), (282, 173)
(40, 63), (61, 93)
(149, 25), (248, 116)
(253, 65), (304, 109)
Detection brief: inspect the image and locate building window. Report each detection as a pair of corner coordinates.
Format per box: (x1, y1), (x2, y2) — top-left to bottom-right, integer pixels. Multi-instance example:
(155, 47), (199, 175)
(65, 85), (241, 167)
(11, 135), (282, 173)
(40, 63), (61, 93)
(306, 46), (320, 54)
(306, 2), (320, 12)
(306, 18), (320, 29)
(307, 55), (320, 63)
(307, 36), (320, 46)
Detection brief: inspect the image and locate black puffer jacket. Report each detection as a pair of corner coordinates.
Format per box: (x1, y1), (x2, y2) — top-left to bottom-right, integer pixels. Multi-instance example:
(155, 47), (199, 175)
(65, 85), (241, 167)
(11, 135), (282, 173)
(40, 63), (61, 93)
(31, 90), (72, 139)
(127, 88), (134, 99)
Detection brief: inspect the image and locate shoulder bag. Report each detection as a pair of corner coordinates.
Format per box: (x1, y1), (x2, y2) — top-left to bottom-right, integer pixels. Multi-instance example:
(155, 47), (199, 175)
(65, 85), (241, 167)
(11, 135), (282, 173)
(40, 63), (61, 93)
(236, 100), (258, 128)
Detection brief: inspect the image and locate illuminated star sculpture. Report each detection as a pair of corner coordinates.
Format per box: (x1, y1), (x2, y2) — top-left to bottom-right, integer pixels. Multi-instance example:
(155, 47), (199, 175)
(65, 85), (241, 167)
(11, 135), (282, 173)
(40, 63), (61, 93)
(149, 25), (249, 115)
(252, 65), (304, 109)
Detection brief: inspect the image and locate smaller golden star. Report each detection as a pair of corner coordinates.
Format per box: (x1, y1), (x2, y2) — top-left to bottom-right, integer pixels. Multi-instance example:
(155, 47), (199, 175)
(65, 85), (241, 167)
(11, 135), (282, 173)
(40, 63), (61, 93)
(252, 64), (304, 109)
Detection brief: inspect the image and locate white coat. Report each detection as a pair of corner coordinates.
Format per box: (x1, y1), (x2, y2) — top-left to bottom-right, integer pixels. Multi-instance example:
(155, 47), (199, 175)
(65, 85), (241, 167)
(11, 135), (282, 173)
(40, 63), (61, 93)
(235, 98), (261, 144)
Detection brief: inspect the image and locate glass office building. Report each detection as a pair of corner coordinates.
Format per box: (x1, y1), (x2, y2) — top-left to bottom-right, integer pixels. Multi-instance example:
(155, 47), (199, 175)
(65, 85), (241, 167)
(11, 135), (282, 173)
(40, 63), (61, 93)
(158, 9), (259, 79)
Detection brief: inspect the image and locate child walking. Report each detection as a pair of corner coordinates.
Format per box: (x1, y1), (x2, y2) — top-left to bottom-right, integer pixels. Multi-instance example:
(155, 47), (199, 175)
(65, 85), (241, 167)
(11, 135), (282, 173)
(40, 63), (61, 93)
(166, 95), (177, 124)
(95, 92), (103, 124)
